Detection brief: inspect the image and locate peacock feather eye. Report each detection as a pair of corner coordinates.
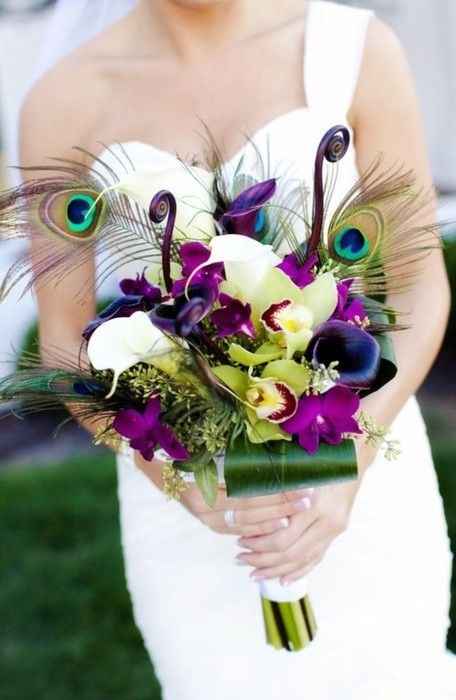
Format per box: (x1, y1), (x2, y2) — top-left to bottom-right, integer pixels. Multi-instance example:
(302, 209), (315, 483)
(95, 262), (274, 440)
(254, 208), (266, 234)
(39, 188), (106, 241)
(66, 194), (96, 233)
(333, 226), (370, 262)
(328, 206), (383, 265)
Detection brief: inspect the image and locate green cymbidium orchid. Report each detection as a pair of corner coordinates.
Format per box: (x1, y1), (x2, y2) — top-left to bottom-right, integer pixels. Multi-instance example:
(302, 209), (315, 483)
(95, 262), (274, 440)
(212, 359), (311, 444)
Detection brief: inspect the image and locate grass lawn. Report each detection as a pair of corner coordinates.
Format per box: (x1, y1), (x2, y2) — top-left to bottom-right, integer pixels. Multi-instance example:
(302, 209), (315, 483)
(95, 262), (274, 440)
(1, 432), (455, 699)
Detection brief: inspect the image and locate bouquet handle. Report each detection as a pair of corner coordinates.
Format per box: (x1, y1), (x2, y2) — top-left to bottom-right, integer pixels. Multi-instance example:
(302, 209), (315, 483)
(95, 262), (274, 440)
(259, 577), (317, 652)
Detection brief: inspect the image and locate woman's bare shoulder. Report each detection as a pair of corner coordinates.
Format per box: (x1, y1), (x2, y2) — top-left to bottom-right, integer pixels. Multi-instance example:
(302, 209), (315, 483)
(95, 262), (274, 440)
(19, 17), (133, 163)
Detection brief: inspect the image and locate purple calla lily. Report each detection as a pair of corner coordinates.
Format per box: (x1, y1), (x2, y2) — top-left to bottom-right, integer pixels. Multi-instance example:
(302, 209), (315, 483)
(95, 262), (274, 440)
(307, 320), (381, 389)
(277, 252), (318, 288)
(218, 178), (277, 237)
(150, 283), (218, 338)
(332, 279), (367, 324)
(211, 293), (255, 338)
(282, 385), (361, 454)
(113, 396), (189, 462)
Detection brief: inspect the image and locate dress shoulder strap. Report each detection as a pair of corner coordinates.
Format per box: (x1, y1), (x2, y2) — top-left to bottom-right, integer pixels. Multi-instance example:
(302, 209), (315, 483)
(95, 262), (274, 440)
(304, 1), (374, 116)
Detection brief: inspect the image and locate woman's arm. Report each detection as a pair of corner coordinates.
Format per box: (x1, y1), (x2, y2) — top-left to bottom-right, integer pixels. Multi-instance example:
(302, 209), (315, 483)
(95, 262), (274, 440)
(20, 58), (312, 536)
(20, 60), (111, 438)
(237, 18), (451, 583)
(352, 18), (450, 434)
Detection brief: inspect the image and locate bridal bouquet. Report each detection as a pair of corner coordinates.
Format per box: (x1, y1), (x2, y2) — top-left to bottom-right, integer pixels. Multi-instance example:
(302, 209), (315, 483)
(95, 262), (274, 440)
(0, 126), (436, 651)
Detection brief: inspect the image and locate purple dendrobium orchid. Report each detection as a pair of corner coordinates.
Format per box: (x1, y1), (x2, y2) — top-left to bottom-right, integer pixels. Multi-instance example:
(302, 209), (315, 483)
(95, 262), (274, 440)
(119, 271), (162, 304)
(150, 283), (218, 338)
(332, 280), (367, 324)
(277, 252), (318, 288)
(218, 178), (277, 237)
(211, 293), (255, 338)
(113, 396), (189, 462)
(307, 320), (381, 389)
(172, 241), (224, 299)
(282, 386), (362, 454)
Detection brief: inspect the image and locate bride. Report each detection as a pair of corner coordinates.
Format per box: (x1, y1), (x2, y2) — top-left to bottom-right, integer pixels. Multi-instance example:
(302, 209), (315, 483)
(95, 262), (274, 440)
(18, 0), (454, 697)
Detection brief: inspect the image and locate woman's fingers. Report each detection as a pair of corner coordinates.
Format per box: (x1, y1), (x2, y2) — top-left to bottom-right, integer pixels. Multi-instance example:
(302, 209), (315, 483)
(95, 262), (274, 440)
(212, 488), (313, 513)
(237, 509), (316, 553)
(202, 514), (291, 537)
(237, 519), (326, 575)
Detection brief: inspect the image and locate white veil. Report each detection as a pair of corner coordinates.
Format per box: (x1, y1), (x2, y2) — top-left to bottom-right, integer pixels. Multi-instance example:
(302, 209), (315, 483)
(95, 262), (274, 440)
(5, 0), (137, 183)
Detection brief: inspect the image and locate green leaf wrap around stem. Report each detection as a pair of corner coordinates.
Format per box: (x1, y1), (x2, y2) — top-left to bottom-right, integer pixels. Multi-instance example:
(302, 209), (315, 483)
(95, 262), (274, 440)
(224, 438), (358, 498)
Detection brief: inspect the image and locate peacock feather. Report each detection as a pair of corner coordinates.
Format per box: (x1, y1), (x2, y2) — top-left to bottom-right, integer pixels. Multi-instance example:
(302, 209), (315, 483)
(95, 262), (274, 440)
(307, 126), (441, 297)
(0, 144), (160, 301)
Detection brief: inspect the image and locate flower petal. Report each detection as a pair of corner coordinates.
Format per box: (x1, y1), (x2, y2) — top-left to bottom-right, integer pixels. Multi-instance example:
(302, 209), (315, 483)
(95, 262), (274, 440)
(154, 424), (190, 461)
(321, 385), (360, 418)
(246, 378), (297, 423)
(281, 394), (321, 435)
(228, 342), (283, 367)
(261, 360), (311, 396)
(278, 252), (318, 288)
(113, 409), (147, 440)
(115, 165), (216, 241)
(308, 321), (380, 389)
(187, 235), (280, 301)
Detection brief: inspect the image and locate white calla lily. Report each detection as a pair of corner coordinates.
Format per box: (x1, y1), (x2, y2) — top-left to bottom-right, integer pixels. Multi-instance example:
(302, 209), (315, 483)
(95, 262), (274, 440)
(113, 165), (216, 241)
(87, 311), (175, 398)
(187, 234), (281, 299)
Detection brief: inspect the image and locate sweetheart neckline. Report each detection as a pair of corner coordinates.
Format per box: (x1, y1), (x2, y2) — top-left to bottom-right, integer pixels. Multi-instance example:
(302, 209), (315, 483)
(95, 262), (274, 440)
(101, 106), (315, 171)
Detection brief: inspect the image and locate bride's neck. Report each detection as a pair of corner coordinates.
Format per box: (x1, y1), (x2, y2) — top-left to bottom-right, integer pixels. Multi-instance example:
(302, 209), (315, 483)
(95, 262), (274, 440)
(135, 0), (298, 60)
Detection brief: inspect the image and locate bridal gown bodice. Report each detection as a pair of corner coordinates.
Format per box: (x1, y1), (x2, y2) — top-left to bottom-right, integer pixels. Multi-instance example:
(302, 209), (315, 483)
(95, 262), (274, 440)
(96, 2), (455, 698)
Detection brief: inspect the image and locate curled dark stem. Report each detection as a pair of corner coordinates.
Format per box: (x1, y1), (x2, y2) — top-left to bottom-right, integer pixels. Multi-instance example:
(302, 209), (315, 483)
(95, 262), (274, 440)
(307, 125), (350, 257)
(149, 190), (177, 293)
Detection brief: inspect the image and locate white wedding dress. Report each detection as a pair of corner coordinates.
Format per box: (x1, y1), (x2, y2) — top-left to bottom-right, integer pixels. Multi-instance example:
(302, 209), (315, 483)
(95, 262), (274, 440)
(99, 2), (455, 697)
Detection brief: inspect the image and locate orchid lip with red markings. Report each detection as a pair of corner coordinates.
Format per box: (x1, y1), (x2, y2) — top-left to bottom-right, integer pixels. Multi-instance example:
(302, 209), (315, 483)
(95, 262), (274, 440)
(246, 378), (298, 423)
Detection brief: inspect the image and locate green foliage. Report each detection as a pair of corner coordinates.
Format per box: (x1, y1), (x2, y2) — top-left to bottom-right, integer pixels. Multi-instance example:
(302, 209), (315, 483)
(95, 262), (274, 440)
(0, 454), (161, 700)
(194, 459), (219, 507)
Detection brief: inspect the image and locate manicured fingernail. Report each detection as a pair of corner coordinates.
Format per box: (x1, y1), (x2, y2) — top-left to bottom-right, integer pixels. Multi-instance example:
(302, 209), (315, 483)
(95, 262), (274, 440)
(280, 517), (289, 528)
(296, 497), (312, 511)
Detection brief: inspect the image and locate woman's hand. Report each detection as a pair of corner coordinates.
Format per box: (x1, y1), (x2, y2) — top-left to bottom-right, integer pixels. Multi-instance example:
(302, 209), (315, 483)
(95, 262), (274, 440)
(180, 484), (314, 538)
(236, 440), (377, 584)
(134, 450), (314, 538)
(236, 479), (360, 585)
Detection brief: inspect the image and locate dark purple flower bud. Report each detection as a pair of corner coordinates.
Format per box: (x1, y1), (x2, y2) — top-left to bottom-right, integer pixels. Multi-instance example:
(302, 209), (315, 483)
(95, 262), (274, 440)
(150, 283), (217, 338)
(282, 386), (361, 454)
(307, 320), (381, 389)
(113, 396), (189, 462)
(277, 252), (318, 288)
(211, 293), (255, 338)
(218, 178), (277, 237)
